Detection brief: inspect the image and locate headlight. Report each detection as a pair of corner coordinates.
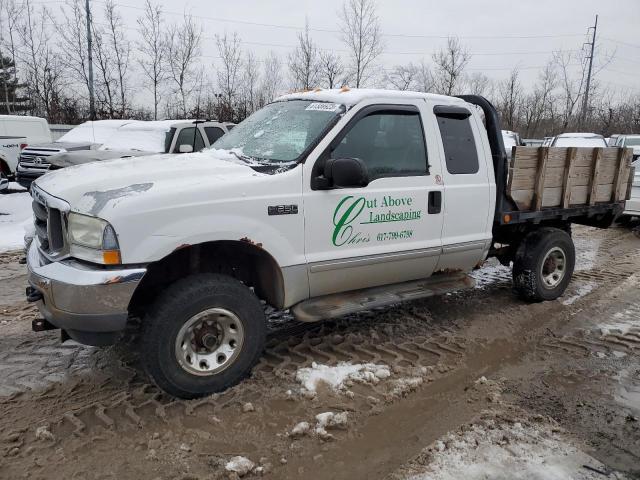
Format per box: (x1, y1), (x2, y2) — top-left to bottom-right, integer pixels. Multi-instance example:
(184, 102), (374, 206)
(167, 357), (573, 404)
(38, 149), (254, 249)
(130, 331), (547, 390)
(68, 212), (121, 265)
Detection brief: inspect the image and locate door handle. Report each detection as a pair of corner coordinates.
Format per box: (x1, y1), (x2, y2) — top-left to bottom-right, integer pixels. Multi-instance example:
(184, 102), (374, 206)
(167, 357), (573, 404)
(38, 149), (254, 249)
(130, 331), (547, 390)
(428, 191), (442, 214)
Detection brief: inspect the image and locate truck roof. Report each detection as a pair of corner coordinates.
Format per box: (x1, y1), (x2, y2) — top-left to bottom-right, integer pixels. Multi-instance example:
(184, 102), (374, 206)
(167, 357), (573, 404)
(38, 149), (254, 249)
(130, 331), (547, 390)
(556, 132), (604, 138)
(275, 88), (467, 107)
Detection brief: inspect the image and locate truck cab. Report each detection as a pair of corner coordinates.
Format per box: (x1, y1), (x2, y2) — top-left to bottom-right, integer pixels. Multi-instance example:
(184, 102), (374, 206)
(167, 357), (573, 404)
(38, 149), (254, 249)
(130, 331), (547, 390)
(25, 89), (630, 398)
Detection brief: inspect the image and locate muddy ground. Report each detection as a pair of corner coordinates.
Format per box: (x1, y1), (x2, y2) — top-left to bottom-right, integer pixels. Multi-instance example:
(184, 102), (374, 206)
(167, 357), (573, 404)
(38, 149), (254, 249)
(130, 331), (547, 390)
(0, 225), (639, 479)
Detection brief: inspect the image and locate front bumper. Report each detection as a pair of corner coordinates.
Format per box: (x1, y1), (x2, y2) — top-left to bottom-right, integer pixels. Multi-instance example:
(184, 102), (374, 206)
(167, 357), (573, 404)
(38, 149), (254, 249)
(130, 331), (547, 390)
(16, 168), (46, 189)
(26, 241), (146, 345)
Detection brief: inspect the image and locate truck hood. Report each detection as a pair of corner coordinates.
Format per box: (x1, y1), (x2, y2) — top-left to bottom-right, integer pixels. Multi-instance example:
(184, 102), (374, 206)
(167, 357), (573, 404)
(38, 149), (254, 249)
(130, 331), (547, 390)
(47, 149), (154, 167)
(34, 150), (266, 217)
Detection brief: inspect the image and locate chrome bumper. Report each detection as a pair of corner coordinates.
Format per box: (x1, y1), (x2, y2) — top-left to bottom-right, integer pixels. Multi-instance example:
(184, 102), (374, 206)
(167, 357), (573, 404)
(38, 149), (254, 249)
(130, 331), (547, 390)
(26, 241), (146, 345)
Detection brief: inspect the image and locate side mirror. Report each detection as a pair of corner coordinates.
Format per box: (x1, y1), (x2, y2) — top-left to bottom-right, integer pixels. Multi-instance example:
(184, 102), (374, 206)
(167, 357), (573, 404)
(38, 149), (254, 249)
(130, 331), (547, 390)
(178, 144), (194, 153)
(322, 157), (369, 189)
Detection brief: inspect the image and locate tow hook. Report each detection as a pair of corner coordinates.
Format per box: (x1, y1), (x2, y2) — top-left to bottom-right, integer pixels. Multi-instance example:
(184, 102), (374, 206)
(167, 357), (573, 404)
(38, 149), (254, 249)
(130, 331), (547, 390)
(32, 318), (58, 332)
(25, 286), (43, 303)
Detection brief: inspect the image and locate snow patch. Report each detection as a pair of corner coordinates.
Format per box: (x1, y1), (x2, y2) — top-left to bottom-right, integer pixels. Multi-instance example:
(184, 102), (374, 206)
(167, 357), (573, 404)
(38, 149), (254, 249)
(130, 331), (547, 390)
(225, 456), (255, 477)
(295, 361), (391, 393)
(598, 310), (639, 336)
(315, 411), (348, 430)
(0, 192), (32, 252)
(405, 420), (616, 480)
(561, 282), (597, 305)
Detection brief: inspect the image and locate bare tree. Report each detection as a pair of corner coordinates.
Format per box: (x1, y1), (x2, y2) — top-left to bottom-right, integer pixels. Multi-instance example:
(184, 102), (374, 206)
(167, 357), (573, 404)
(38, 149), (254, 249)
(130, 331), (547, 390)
(17, 0), (59, 117)
(497, 68), (523, 131)
(258, 51), (282, 107)
(241, 50), (260, 117)
(432, 37), (470, 95)
(137, 0), (165, 120)
(520, 60), (556, 137)
(465, 72), (492, 96)
(166, 13), (201, 117)
(553, 50), (586, 130)
(387, 63), (418, 91)
(319, 51), (344, 89)
(91, 21), (116, 117)
(339, 0), (383, 87)
(0, 0), (23, 113)
(287, 21), (320, 90)
(57, 0), (92, 105)
(104, 0), (129, 117)
(412, 60), (434, 93)
(215, 31), (242, 121)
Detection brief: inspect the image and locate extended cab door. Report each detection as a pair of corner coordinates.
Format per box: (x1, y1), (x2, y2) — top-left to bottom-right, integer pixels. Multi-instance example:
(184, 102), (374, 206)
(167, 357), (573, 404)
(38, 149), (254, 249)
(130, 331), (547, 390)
(302, 101), (444, 297)
(431, 103), (495, 271)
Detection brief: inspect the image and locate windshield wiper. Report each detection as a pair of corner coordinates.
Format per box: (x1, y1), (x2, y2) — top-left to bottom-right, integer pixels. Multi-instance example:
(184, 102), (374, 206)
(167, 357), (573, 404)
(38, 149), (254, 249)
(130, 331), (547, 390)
(228, 150), (253, 164)
(228, 150), (270, 166)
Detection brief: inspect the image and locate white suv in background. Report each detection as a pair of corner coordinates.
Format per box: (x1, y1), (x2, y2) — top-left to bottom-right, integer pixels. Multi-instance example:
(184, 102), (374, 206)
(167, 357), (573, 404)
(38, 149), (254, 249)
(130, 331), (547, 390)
(16, 120), (133, 189)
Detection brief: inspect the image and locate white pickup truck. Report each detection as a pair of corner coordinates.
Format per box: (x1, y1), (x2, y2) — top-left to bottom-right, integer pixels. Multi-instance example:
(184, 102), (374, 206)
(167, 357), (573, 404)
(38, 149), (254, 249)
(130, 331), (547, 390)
(25, 89), (632, 398)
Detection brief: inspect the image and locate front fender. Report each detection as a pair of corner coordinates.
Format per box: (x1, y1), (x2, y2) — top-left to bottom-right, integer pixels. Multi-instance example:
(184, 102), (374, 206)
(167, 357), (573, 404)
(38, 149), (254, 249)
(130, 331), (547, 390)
(121, 212), (304, 268)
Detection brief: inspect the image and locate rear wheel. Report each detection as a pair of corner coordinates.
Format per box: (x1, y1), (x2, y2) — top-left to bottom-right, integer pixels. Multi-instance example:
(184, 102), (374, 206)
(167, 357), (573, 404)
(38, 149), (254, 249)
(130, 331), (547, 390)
(141, 273), (266, 399)
(512, 227), (575, 302)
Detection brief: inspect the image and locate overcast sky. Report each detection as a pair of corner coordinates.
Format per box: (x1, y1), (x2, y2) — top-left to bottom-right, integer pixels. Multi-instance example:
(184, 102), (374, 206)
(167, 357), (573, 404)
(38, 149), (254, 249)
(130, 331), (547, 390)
(89, 0), (640, 96)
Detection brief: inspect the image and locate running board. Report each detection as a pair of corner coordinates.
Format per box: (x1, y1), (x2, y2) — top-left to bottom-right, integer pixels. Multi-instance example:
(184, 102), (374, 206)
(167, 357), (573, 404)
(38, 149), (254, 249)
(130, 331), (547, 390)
(292, 272), (475, 323)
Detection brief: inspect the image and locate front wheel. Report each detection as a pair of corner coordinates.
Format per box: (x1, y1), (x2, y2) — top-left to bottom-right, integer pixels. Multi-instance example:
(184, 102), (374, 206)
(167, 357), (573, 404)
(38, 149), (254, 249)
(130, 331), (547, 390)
(512, 227), (575, 302)
(141, 273), (266, 399)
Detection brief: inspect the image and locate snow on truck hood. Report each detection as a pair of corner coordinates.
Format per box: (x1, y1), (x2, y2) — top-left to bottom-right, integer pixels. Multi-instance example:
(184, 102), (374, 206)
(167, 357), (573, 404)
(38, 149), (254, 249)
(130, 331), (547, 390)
(34, 149), (266, 217)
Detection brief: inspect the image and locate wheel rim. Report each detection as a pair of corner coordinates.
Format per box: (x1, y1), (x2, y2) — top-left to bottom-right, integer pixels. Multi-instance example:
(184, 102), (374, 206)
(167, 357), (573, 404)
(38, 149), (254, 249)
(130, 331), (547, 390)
(174, 308), (245, 376)
(540, 247), (567, 289)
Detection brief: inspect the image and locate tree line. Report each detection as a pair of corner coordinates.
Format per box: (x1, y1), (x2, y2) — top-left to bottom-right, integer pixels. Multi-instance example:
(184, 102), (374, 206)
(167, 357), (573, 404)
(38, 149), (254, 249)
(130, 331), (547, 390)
(0, 0), (638, 137)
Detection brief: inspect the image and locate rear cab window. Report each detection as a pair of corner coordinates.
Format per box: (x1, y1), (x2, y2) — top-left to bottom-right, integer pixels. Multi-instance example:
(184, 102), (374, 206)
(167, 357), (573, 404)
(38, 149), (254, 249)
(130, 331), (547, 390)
(434, 106), (479, 175)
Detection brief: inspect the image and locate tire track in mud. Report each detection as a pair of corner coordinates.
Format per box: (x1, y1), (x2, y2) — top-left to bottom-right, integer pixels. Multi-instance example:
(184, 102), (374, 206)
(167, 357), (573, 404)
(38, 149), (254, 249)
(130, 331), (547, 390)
(45, 314), (469, 439)
(519, 272), (640, 476)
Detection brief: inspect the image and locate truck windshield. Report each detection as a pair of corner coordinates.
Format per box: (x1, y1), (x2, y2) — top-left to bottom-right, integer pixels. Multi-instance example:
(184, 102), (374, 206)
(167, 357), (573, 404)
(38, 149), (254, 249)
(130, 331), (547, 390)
(211, 100), (344, 164)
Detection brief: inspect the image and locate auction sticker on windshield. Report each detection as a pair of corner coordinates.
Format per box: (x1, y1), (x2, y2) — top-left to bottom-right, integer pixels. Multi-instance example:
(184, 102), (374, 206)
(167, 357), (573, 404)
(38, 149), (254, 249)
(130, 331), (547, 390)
(305, 102), (342, 112)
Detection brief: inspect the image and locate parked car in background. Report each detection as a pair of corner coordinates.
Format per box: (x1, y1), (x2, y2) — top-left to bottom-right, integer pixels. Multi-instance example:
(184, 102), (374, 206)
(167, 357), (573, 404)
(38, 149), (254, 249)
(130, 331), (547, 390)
(501, 130), (525, 159)
(612, 134), (640, 161)
(16, 120), (133, 189)
(622, 157), (640, 220)
(551, 133), (607, 148)
(45, 120), (230, 170)
(607, 134), (621, 146)
(0, 115), (51, 180)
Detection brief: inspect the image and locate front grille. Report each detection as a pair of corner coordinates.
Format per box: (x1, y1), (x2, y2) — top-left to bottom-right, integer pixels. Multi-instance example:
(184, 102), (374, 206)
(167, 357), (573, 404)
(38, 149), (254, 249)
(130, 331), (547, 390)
(32, 196), (65, 253)
(19, 149), (63, 171)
